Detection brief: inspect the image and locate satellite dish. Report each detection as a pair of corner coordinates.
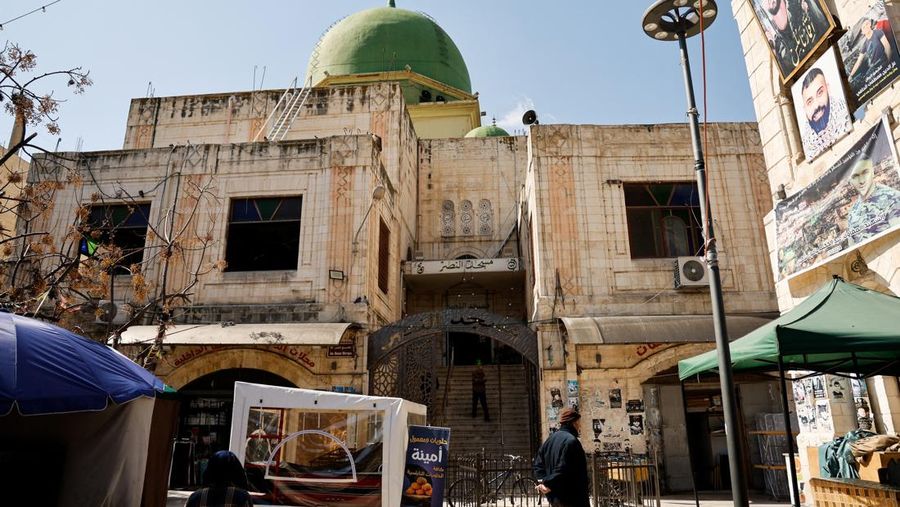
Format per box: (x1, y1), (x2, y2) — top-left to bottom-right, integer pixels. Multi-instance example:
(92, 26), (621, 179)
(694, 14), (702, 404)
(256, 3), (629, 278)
(681, 259), (706, 282)
(522, 110), (539, 125)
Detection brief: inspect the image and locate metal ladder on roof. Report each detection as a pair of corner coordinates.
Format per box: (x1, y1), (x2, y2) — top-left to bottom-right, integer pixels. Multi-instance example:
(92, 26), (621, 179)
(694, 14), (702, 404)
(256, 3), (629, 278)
(252, 15), (342, 143)
(254, 75), (313, 142)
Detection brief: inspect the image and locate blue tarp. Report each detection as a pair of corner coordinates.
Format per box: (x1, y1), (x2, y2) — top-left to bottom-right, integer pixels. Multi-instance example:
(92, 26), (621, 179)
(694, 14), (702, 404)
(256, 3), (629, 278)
(0, 312), (165, 415)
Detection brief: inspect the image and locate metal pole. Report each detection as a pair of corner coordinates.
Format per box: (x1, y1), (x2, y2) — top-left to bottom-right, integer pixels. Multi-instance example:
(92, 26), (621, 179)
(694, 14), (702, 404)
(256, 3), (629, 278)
(681, 381), (701, 507)
(676, 31), (749, 507)
(777, 357), (801, 507)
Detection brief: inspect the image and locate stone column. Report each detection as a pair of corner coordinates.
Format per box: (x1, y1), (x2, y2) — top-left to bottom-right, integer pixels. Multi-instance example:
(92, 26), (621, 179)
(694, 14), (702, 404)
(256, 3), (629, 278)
(866, 376), (900, 434)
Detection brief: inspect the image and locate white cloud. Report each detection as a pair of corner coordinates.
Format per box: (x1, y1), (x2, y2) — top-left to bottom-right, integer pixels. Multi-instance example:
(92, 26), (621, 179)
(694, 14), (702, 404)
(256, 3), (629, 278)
(495, 96), (536, 134)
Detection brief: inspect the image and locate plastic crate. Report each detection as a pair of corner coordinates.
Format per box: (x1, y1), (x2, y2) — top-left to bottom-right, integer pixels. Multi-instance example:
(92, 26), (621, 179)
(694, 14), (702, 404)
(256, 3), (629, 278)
(809, 477), (900, 506)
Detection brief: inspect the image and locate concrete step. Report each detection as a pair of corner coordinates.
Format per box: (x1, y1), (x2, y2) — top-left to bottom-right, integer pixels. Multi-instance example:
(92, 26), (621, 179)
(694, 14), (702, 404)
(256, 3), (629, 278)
(431, 365), (532, 457)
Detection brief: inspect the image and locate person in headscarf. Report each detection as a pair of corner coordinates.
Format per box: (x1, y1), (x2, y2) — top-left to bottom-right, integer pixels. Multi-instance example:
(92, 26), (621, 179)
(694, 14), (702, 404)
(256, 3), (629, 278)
(533, 408), (589, 507)
(186, 450), (253, 506)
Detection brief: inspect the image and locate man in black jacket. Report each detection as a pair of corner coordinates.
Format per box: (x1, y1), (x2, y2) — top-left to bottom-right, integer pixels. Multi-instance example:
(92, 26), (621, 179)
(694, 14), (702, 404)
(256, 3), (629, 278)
(533, 408), (590, 507)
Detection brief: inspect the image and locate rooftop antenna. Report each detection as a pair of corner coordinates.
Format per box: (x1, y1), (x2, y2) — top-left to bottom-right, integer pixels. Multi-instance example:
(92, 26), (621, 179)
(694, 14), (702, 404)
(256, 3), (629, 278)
(145, 81), (155, 98)
(389, 0), (396, 7)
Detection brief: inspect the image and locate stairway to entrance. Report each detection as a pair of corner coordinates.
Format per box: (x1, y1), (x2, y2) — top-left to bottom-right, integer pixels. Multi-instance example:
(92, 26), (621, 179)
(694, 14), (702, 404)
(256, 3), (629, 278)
(432, 364), (533, 458)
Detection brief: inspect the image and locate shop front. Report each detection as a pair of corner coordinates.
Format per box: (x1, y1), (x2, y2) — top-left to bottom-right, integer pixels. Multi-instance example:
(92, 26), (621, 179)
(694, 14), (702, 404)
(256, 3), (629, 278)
(119, 322), (367, 488)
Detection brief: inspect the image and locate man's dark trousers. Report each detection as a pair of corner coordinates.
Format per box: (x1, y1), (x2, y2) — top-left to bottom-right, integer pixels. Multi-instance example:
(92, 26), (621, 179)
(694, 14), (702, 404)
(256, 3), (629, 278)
(472, 391), (489, 420)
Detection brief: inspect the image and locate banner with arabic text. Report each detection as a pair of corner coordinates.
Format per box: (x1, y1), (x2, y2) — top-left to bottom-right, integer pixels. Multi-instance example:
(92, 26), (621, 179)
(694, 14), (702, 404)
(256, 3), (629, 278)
(400, 425), (450, 507)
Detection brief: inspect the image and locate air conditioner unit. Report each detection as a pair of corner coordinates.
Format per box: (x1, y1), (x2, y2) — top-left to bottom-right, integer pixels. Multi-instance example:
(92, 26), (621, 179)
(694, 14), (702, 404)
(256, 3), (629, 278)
(94, 300), (131, 325)
(674, 256), (709, 289)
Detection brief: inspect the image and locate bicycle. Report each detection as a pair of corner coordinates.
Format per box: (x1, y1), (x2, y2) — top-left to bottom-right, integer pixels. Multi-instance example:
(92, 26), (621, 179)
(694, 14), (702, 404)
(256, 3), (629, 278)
(447, 454), (543, 506)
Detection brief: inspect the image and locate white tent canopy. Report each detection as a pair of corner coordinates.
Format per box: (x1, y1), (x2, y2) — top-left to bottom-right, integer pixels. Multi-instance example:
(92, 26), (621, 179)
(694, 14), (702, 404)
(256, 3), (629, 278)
(230, 382), (426, 506)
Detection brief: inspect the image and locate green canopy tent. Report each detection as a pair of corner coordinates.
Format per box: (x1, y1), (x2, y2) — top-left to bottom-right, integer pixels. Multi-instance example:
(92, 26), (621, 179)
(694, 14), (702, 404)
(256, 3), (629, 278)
(677, 277), (900, 506)
(680, 277), (900, 379)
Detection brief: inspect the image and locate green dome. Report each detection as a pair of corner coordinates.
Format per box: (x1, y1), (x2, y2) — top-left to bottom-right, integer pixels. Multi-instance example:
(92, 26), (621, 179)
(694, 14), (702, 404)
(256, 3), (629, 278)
(306, 5), (472, 93)
(465, 125), (510, 138)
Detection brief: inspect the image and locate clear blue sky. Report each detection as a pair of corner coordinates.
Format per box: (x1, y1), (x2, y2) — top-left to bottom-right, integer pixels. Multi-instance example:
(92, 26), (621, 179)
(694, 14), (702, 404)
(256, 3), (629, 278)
(2, 0), (756, 152)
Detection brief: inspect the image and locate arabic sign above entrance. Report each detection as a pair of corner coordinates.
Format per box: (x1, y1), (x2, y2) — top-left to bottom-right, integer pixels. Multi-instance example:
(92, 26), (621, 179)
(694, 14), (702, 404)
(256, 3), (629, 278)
(404, 257), (521, 275)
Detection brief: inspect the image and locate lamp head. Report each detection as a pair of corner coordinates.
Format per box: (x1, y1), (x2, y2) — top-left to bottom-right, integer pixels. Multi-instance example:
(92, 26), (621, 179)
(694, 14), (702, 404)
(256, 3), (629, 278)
(642, 0), (717, 41)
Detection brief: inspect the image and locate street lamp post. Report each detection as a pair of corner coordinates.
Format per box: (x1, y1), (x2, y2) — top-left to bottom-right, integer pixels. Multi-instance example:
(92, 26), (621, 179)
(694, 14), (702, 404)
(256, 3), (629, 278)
(641, 2), (749, 506)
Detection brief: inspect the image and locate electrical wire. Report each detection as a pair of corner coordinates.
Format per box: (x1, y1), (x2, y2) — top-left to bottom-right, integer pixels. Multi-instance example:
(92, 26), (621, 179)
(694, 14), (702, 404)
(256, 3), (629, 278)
(0, 0), (62, 30)
(699, 0), (715, 246)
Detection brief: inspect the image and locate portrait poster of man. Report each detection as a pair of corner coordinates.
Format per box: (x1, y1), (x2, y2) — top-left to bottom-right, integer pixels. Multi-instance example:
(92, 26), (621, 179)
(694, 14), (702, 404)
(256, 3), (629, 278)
(776, 116), (900, 279)
(791, 49), (853, 160)
(838, 1), (900, 106)
(749, 0), (835, 81)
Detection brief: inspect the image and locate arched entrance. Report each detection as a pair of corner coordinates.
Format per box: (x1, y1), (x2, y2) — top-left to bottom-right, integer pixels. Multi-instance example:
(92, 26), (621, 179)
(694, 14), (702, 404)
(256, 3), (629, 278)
(369, 309), (539, 455)
(171, 368), (296, 488)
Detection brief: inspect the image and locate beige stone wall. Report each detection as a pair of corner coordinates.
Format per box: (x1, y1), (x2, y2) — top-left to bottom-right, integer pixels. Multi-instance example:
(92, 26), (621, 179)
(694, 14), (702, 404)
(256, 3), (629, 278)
(732, 0), (900, 299)
(123, 83), (412, 189)
(417, 136), (527, 260)
(29, 134), (402, 328)
(0, 145), (28, 244)
(523, 122), (777, 449)
(734, 0), (900, 493)
(145, 340), (366, 393)
(524, 122), (776, 321)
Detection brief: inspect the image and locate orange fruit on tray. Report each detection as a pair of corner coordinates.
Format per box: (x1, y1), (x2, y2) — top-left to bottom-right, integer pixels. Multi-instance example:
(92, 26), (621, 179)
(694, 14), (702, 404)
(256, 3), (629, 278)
(416, 477), (427, 485)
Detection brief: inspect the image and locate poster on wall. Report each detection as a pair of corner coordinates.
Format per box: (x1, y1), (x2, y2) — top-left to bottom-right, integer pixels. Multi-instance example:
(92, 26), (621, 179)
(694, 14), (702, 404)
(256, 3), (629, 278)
(791, 48), (853, 160)
(626, 399), (645, 413)
(629, 415), (644, 435)
(827, 375), (848, 400)
(609, 388), (622, 409)
(592, 418), (605, 442)
(856, 397), (874, 430)
(775, 116), (900, 279)
(793, 379), (807, 405)
(748, 0), (835, 82)
(401, 425), (450, 507)
(550, 388), (564, 408)
(812, 376), (826, 398)
(567, 380), (580, 410)
(816, 401), (834, 432)
(838, 0), (900, 106)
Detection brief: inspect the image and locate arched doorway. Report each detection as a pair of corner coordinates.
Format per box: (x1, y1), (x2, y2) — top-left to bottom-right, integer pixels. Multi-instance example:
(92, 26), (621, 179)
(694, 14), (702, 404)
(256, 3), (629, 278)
(171, 368), (295, 488)
(368, 309), (539, 455)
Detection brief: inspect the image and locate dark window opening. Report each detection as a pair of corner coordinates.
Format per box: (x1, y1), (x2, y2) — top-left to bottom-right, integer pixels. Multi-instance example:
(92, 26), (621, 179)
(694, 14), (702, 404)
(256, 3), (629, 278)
(81, 203), (151, 275)
(225, 196), (302, 272)
(624, 183), (703, 259)
(377, 218), (390, 294)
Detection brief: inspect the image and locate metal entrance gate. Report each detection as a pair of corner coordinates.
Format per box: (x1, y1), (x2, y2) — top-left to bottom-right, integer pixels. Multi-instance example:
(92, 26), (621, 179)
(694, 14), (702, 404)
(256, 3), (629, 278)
(369, 335), (442, 408)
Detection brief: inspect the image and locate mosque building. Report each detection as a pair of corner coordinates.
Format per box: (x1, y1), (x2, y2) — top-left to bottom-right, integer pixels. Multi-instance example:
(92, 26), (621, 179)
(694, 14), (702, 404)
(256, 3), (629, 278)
(27, 1), (784, 493)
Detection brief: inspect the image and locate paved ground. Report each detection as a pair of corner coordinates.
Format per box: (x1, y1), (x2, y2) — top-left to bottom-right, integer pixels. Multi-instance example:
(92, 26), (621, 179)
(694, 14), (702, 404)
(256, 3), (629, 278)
(660, 493), (789, 506)
(168, 490), (790, 506)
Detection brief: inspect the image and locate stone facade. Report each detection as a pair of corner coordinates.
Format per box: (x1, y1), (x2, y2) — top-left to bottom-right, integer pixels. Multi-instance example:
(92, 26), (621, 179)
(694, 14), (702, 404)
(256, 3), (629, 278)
(21, 28), (783, 496)
(521, 123), (778, 469)
(732, 0), (900, 494)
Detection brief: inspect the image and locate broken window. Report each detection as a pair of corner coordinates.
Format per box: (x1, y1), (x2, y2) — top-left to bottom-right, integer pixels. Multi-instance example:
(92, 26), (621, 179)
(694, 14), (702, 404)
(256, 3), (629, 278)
(225, 196), (302, 272)
(624, 183), (703, 259)
(81, 203), (151, 275)
(377, 218), (390, 294)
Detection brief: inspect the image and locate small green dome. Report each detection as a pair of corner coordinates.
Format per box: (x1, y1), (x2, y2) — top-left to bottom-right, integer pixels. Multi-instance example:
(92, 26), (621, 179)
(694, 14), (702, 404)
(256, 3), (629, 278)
(465, 125), (510, 138)
(306, 4), (471, 93)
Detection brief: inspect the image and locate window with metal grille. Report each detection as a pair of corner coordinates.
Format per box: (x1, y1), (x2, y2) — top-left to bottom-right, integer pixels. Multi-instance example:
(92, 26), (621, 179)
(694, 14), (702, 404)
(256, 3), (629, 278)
(624, 182), (703, 259)
(81, 203), (151, 275)
(225, 196), (302, 272)
(377, 218), (390, 294)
